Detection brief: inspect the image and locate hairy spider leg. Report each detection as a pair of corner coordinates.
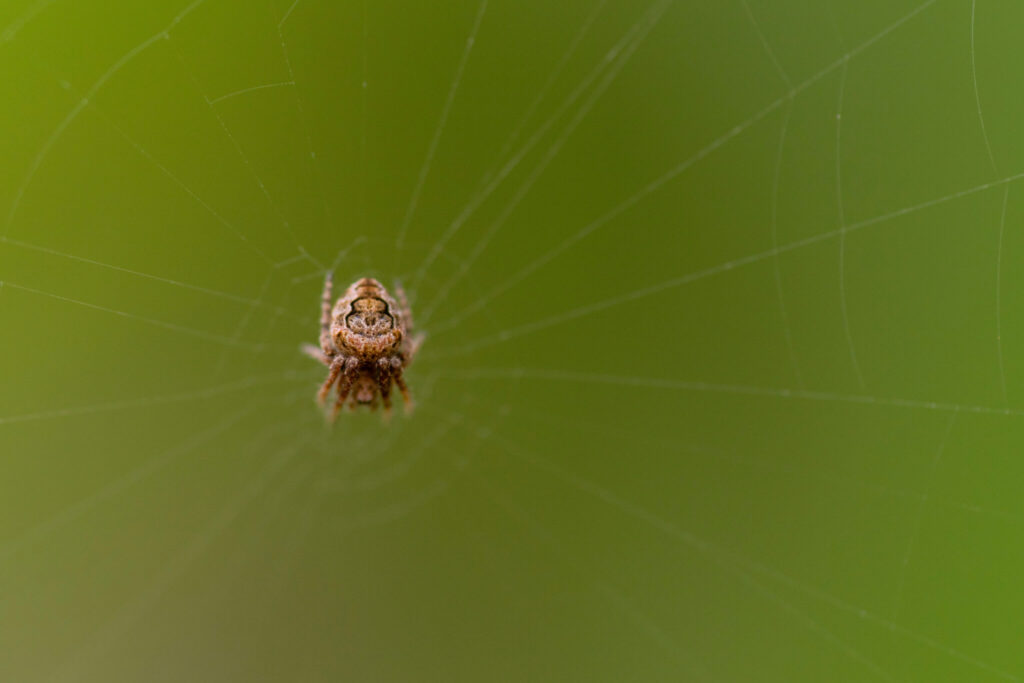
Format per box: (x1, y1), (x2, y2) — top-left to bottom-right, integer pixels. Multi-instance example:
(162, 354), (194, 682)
(396, 283), (423, 365)
(394, 373), (412, 412)
(405, 334), (424, 366)
(301, 343), (329, 365)
(331, 358), (361, 420)
(319, 271), (335, 356)
(396, 282), (414, 332)
(318, 357), (345, 403)
(376, 358), (393, 414)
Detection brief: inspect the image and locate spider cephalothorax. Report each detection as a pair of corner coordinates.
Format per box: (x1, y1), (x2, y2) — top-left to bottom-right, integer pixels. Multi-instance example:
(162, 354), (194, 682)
(302, 275), (422, 420)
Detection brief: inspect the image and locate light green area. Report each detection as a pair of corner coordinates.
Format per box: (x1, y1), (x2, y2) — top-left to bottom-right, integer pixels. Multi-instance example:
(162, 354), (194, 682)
(2, 0), (1023, 680)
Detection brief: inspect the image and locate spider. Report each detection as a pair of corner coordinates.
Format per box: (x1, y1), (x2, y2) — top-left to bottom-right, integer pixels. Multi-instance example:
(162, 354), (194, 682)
(302, 275), (422, 420)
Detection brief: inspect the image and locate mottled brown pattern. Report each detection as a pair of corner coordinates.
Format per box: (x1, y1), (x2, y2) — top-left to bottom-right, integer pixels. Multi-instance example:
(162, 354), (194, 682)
(302, 275), (423, 421)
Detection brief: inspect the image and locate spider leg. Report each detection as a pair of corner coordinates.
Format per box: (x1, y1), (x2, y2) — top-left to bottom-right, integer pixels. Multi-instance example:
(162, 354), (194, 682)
(317, 356), (345, 404)
(331, 358), (361, 421)
(396, 282), (414, 332)
(394, 373), (413, 413)
(404, 333), (424, 366)
(302, 343), (330, 365)
(396, 282), (424, 366)
(376, 358), (393, 416)
(319, 271), (335, 356)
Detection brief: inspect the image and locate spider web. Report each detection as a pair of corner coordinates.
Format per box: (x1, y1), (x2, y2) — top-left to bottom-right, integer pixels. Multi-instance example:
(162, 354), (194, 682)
(2, 0), (1023, 681)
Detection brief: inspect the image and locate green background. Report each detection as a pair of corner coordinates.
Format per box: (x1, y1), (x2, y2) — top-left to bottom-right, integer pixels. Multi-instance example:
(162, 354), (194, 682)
(2, 0), (1022, 680)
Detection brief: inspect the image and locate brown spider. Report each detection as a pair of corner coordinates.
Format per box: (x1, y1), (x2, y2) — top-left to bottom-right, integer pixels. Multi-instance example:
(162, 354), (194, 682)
(302, 275), (422, 420)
